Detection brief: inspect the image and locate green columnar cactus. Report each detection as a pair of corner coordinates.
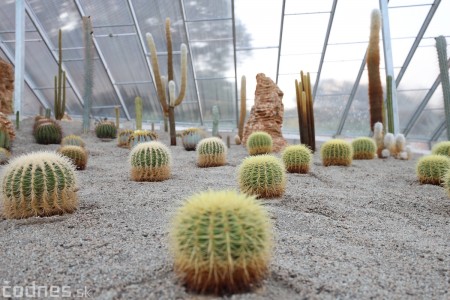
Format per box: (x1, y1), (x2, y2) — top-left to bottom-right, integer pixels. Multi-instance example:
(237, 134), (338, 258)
(127, 130), (158, 149)
(0, 112), (15, 141)
(45, 108), (51, 118)
(435, 36), (450, 140)
(281, 144), (312, 173)
(238, 155), (286, 198)
(95, 121), (117, 139)
(129, 141), (171, 181)
(212, 105), (219, 137)
(237, 75), (246, 143)
(135, 96), (143, 130)
(352, 137), (376, 160)
(0, 147), (10, 164)
(246, 131), (273, 155)
(386, 75), (394, 133)
(34, 122), (63, 145)
(54, 29), (66, 120)
(181, 128), (205, 151)
(117, 129), (134, 148)
(170, 190), (272, 295)
(115, 106), (120, 129)
(320, 139), (353, 166)
(61, 134), (85, 148)
(58, 145), (88, 170)
(196, 137), (227, 167)
(432, 141), (450, 157)
(0, 129), (11, 151)
(82, 16), (94, 134)
(15, 111), (19, 129)
(1, 151), (78, 219)
(416, 154), (450, 185)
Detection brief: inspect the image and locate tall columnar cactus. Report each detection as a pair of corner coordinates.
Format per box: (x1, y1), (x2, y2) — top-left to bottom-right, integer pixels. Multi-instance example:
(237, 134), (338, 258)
(129, 141), (171, 181)
(386, 76), (395, 133)
(127, 130), (158, 149)
(435, 36), (450, 140)
(135, 96), (143, 130)
(196, 137), (227, 167)
(246, 131), (273, 155)
(54, 29), (66, 120)
(0, 147), (10, 164)
(416, 154), (450, 185)
(238, 155), (286, 198)
(115, 106), (120, 129)
(82, 16), (94, 133)
(320, 139), (353, 166)
(212, 105), (219, 137)
(61, 134), (85, 148)
(181, 127), (205, 151)
(367, 9), (383, 132)
(236, 75), (247, 144)
(295, 71), (316, 151)
(146, 18), (187, 146)
(0, 112), (15, 141)
(1, 151), (78, 219)
(34, 122), (63, 145)
(352, 137), (377, 160)
(0, 128), (11, 151)
(432, 141), (450, 157)
(58, 145), (88, 170)
(117, 129), (134, 148)
(170, 190), (272, 294)
(281, 144), (312, 173)
(95, 121), (117, 139)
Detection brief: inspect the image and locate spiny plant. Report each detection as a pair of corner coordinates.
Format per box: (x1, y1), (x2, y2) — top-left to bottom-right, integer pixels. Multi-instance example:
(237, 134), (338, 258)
(170, 190), (272, 295)
(373, 121), (384, 157)
(82, 16), (94, 134)
(117, 129), (134, 148)
(281, 144), (312, 173)
(320, 139), (352, 166)
(352, 137), (376, 160)
(0, 147), (10, 164)
(128, 130), (158, 149)
(95, 121), (117, 139)
(196, 137), (227, 167)
(54, 29), (66, 120)
(1, 151), (78, 219)
(34, 122), (63, 145)
(61, 134), (85, 148)
(58, 145), (88, 170)
(237, 75), (246, 144)
(431, 141), (450, 157)
(416, 154), (450, 185)
(238, 155), (286, 198)
(443, 170), (450, 198)
(246, 131), (273, 155)
(129, 141), (171, 181)
(0, 128), (11, 151)
(0, 112), (15, 141)
(181, 128), (205, 151)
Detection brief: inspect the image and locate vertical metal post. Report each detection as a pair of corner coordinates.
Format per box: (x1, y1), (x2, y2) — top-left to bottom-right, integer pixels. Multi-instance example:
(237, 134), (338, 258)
(231, 0), (239, 129)
(14, 0), (25, 116)
(275, 0), (286, 85)
(379, 0), (399, 134)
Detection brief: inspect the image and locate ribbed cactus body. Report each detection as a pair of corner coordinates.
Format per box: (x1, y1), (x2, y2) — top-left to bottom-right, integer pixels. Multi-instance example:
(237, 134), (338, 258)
(0, 112), (15, 141)
(61, 135), (85, 148)
(170, 190), (272, 294)
(238, 155), (286, 198)
(58, 146), (88, 170)
(352, 137), (376, 160)
(128, 130), (158, 149)
(281, 144), (312, 173)
(0, 147), (10, 164)
(95, 121), (117, 139)
(117, 129), (134, 148)
(212, 105), (219, 137)
(416, 154), (450, 185)
(196, 137), (227, 167)
(0, 129), (11, 150)
(1, 151), (78, 219)
(431, 141), (450, 157)
(246, 131), (273, 155)
(321, 139), (352, 166)
(129, 141), (171, 181)
(34, 122), (63, 145)
(181, 128), (205, 151)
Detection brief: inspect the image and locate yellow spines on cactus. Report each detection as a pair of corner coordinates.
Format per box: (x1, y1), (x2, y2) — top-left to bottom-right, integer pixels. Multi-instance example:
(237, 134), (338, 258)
(129, 141), (171, 181)
(61, 134), (85, 148)
(431, 141), (450, 157)
(320, 139), (352, 166)
(128, 130), (158, 149)
(181, 127), (205, 151)
(1, 151), (78, 219)
(238, 155), (286, 198)
(95, 121), (117, 139)
(117, 129), (134, 148)
(58, 145), (88, 170)
(352, 137), (376, 160)
(416, 154), (450, 185)
(196, 137), (227, 167)
(170, 190), (272, 295)
(443, 170), (450, 198)
(246, 131), (273, 155)
(281, 144), (312, 173)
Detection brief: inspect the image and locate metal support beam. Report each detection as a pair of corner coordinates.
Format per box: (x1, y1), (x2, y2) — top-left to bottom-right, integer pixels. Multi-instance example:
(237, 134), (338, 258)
(313, 0), (337, 99)
(14, 0), (25, 115)
(275, 0), (286, 85)
(395, 0), (441, 86)
(431, 120), (446, 142)
(73, 0), (131, 120)
(380, 0), (399, 134)
(180, 0), (204, 125)
(231, 0), (239, 129)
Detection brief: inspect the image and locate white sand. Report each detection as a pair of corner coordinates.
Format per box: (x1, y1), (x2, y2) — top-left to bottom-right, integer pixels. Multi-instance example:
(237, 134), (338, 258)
(0, 117), (449, 299)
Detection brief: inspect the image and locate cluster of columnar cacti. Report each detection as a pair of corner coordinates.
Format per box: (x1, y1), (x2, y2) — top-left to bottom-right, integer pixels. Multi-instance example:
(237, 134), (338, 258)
(281, 144), (312, 173)
(416, 155), (450, 185)
(181, 128), (205, 151)
(54, 29), (66, 120)
(170, 190), (272, 294)
(33, 118), (63, 145)
(295, 71), (316, 151)
(58, 145), (88, 170)
(352, 137), (377, 160)
(196, 137), (227, 167)
(320, 139), (353, 166)
(61, 134), (86, 148)
(1, 151), (78, 219)
(128, 130), (158, 149)
(117, 129), (134, 148)
(129, 141), (171, 181)
(95, 121), (117, 139)
(246, 131), (273, 155)
(373, 122), (411, 160)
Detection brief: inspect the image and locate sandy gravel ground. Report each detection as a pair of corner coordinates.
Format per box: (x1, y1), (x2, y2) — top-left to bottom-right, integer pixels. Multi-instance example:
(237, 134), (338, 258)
(0, 117), (449, 299)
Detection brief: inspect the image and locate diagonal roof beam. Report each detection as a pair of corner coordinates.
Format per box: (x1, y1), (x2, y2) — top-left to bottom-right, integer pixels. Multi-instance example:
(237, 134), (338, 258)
(430, 120), (446, 142)
(275, 0), (286, 85)
(231, 0), (239, 128)
(73, 0), (131, 120)
(313, 0), (338, 99)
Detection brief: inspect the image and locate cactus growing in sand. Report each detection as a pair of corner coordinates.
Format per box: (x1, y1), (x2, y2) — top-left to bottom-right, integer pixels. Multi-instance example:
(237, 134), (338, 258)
(281, 144), (312, 173)
(170, 190), (272, 294)
(416, 154), (450, 185)
(0, 147), (10, 164)
(54, 29), (66, 120)
(181, 128), (205, 151)
(128, 130), (158, 149)
(320, 139), (352, 166)
(117, 129), (134, 148)
(246, 131), (273, 155)
(129, 141), (171, 181)
(34, 122), (63, 145)
(135, 96), (143, 130)
(61, 135), (85, 148)
(352, 137), (376, 160)
(1, 151), (78, 219)
(237, 75), (246, 144)
(95, 121), (117, 139)
(432, 141), (450, 157)
(58, 145), (88, 170)
(196, 137), (227, 167)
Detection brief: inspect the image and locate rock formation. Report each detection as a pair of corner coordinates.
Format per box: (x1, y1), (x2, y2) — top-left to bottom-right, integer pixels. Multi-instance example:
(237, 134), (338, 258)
(0, 59), (14, 115)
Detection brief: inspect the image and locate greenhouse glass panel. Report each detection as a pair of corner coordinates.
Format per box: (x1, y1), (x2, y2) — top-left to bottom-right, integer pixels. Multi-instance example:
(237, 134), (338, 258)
(409, 108), (445, 140)
(197, 78), (235, 125)
(183, 0), (232, 20)
(285, 0), (333, 15)
(397, 89), (429, 131)
(117, 84), (161, 121)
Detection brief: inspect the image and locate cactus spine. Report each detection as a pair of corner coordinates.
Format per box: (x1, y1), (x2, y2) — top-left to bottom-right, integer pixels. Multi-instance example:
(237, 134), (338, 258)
(435, 36), (450, 140)
(135, 96), (143, 130)
(416, 154), (450, 185)
(127, 130), (158, 149)
(321, 139), (353, 166)
(237, 75), (246, 143)
(281, 144), (312, 173)
(352, 137), (377, 160)
(58, 145), (88, 170)
(95, 121), (117, 139)
(246, 131), (273, 155)
(54, 29), (66, 120)
(34, 122), (63, 145)
(82, 17), (94, 133)
(432, 141), (450, 157)
(61, 134), (85, 148)
(170, 190), (272, 294)
(196, 137), (227, 167)
(129, 141), (171, 181)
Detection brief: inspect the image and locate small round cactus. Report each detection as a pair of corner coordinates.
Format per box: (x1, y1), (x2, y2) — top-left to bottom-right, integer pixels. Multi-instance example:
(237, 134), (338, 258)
(170, 190), (272, 294)
(246, 131), (273, 155)
(416, 154), (450, 185)
(1, 151), (78, 219)
(95, 121), (117, 139)
(34, 122), (63, 144)
(352, 137), (377, 160)
(117, 129), (134, 148)
(320, 139), (353, 166)
(238, 155), (286, 198)
(0, 147), (11, 164)
(58, 145), (88, 170)
(128, 130), (158, 149)
(196, 137), (227, 167)
(181, 128), (205, 151)
(431, 141), (450, 157)
(61, 134), (85, 148)
(129, 141), (171, 181)
(281, 144), (312, 173)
